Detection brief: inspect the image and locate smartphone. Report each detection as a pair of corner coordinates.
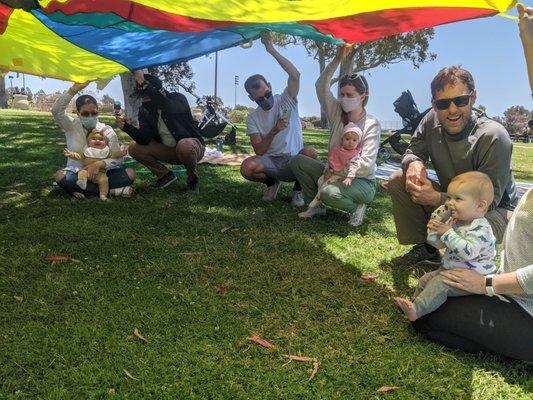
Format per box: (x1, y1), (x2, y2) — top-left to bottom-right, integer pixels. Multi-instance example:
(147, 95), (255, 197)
(113, 101), (122, 116)
(282, 108), (291, 120)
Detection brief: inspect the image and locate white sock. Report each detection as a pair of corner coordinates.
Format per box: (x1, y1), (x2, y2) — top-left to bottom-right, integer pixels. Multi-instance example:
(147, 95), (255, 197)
(76, 179), (87, 190)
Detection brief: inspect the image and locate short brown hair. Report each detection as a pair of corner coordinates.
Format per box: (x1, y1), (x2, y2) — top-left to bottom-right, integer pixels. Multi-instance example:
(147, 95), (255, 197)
(244, 74), (268, 95)
(450, 171), (494, 209)
(430, 66), (475, 99)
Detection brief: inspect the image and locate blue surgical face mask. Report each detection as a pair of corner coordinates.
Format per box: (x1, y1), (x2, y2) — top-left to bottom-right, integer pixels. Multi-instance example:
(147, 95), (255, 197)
(80, 117), (98, 130)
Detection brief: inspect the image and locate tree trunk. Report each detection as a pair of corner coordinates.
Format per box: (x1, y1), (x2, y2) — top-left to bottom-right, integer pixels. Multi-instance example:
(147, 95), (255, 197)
(317, 43), (328, 129)
(120, 72), (141, 128)
(0, 76), (7, 109)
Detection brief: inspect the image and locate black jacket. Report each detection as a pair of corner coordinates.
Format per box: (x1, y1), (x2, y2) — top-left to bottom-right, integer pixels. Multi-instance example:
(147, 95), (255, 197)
(123, 83), (204, 146)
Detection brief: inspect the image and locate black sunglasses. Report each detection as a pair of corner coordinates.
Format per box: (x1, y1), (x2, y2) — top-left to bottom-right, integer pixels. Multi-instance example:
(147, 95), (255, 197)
(80, 110), (99, 117)
(434, 92), (473, 110)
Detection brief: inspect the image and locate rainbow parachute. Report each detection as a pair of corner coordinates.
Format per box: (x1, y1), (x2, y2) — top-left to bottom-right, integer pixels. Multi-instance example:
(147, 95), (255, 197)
(0, 0), (515, 82)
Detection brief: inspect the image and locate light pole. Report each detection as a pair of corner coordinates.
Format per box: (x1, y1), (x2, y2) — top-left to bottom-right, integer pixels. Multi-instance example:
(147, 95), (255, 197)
(234, 75), (239, 108)
(214, 51), (218, 101)
(8, 75), (13, 95)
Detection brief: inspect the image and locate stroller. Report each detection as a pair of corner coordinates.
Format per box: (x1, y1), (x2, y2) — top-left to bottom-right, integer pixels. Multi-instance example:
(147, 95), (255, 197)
(178, 83), (237, 145)
(378, 90), (430, 160)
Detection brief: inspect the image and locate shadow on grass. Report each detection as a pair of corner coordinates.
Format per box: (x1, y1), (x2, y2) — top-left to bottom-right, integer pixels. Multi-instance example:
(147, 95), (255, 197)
(0, 110), (531, 398)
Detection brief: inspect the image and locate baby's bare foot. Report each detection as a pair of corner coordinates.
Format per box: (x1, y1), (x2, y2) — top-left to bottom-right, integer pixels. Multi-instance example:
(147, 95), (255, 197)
(394, 297), (418, 322)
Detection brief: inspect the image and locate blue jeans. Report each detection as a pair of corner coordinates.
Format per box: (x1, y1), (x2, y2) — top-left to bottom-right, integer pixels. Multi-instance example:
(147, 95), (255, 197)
(58, 169), (133, 196)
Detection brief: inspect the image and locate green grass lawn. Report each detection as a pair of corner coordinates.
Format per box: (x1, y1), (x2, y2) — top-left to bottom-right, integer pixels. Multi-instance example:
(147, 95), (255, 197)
(0, 110), (532, 399)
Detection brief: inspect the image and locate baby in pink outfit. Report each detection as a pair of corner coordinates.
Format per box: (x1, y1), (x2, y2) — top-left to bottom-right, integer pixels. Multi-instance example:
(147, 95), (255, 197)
(299, 123), (362, 218)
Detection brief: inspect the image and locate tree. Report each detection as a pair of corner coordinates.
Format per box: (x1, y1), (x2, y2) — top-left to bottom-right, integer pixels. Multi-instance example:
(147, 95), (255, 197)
(101, 94), (115, 106)
(147, 62), (195, 93)
(0, 77), (7, 109)
(498, 105), (531, 135)
(272, 30), (436, 127)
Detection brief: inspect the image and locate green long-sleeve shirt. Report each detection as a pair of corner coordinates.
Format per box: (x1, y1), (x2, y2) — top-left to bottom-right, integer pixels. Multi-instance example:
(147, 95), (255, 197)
(402, 109), (518, 211)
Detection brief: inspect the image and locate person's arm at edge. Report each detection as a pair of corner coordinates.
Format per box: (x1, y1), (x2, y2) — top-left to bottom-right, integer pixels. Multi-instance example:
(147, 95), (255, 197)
(517, 3), (533, 95)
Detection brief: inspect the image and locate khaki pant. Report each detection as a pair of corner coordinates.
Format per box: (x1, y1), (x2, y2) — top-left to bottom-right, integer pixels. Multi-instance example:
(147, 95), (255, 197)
(129, 138), (205, 181)
(388, 168), (509, 244)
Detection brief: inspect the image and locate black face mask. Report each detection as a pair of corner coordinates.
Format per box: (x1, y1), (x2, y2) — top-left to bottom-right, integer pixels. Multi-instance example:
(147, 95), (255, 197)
(143, 101), (158, 113)
(255, 91), (274, 111)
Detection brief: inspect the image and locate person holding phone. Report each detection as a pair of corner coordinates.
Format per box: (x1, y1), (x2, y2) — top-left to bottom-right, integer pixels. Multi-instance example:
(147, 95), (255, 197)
(240, 31), (316, 205)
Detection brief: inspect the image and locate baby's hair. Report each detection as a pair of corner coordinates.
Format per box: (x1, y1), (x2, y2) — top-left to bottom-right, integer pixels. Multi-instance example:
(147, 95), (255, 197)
(87, 130), (107, 142)
(450, 171), (494, 208)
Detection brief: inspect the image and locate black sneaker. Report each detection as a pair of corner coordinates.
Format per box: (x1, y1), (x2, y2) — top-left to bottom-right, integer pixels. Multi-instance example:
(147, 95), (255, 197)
(186, 177), (199, 195)
(390, 243), (442, 267)
(154, 171), (177, 189)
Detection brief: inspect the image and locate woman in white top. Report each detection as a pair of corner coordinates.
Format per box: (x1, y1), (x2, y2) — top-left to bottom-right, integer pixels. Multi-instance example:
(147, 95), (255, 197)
(290, 46), (382, 227)
(52, 82), (135, 198)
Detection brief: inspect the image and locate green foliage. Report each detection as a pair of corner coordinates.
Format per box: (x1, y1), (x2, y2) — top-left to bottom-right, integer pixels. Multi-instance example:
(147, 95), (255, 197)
(497, 105), (532, 135)
(147, 63), (195, 93)
(0, 110), (532, 399)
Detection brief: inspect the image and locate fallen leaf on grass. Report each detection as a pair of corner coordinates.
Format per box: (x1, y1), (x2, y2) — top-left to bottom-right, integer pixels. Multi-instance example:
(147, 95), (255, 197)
(247, 238), (253, 247)
(213, 284), (228, 294)
(282, 354), (320, 380)
(358, 274), (377, 282)
(123, 369), (137, 380)
(247, 335), (276, 349)
(220, 227), (231, 233)
(14, 293), (24, 303)
(133, 328), (147, 343)
(377, 386), (398, 393)
(130, 233), (138, 241)
(44, 255), (81, 264)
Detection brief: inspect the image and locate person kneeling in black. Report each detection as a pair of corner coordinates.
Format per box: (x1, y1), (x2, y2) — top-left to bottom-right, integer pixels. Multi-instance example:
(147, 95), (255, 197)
(117, 70), (205, 194)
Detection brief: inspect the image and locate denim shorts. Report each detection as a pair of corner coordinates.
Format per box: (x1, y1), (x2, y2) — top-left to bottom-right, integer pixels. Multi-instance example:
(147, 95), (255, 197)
(260, 153), (297, 182)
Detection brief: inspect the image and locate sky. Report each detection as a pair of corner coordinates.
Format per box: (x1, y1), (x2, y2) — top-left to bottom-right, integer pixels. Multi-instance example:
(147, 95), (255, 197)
(5, 5), (532, 130)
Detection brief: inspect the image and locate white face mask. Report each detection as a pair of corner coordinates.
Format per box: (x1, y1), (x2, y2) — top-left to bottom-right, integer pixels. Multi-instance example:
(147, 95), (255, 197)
(340, 97), (362, 113)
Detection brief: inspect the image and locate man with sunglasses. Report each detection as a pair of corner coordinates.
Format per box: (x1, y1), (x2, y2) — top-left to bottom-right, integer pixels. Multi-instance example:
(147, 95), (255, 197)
(389, 66), (518, 266)
(117, 70), (205, 194)
(240, 31), (316, 205)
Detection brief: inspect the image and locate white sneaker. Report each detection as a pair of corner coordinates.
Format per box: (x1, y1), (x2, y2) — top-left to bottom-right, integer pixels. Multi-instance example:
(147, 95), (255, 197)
(298, 205), (327, 219)
(348, 203), (367, 227)
(291, 190), (305, 207)
(99, 195), (108, 201)
(262, 180), (281, 202)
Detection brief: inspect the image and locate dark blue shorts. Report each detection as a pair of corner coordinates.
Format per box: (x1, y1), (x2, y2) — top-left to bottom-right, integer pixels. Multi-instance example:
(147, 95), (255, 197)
(58, 168), (133, 196)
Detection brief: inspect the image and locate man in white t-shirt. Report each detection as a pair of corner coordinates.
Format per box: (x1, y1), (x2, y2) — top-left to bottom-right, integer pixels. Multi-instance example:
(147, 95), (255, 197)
(240, 32), (316, 205)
